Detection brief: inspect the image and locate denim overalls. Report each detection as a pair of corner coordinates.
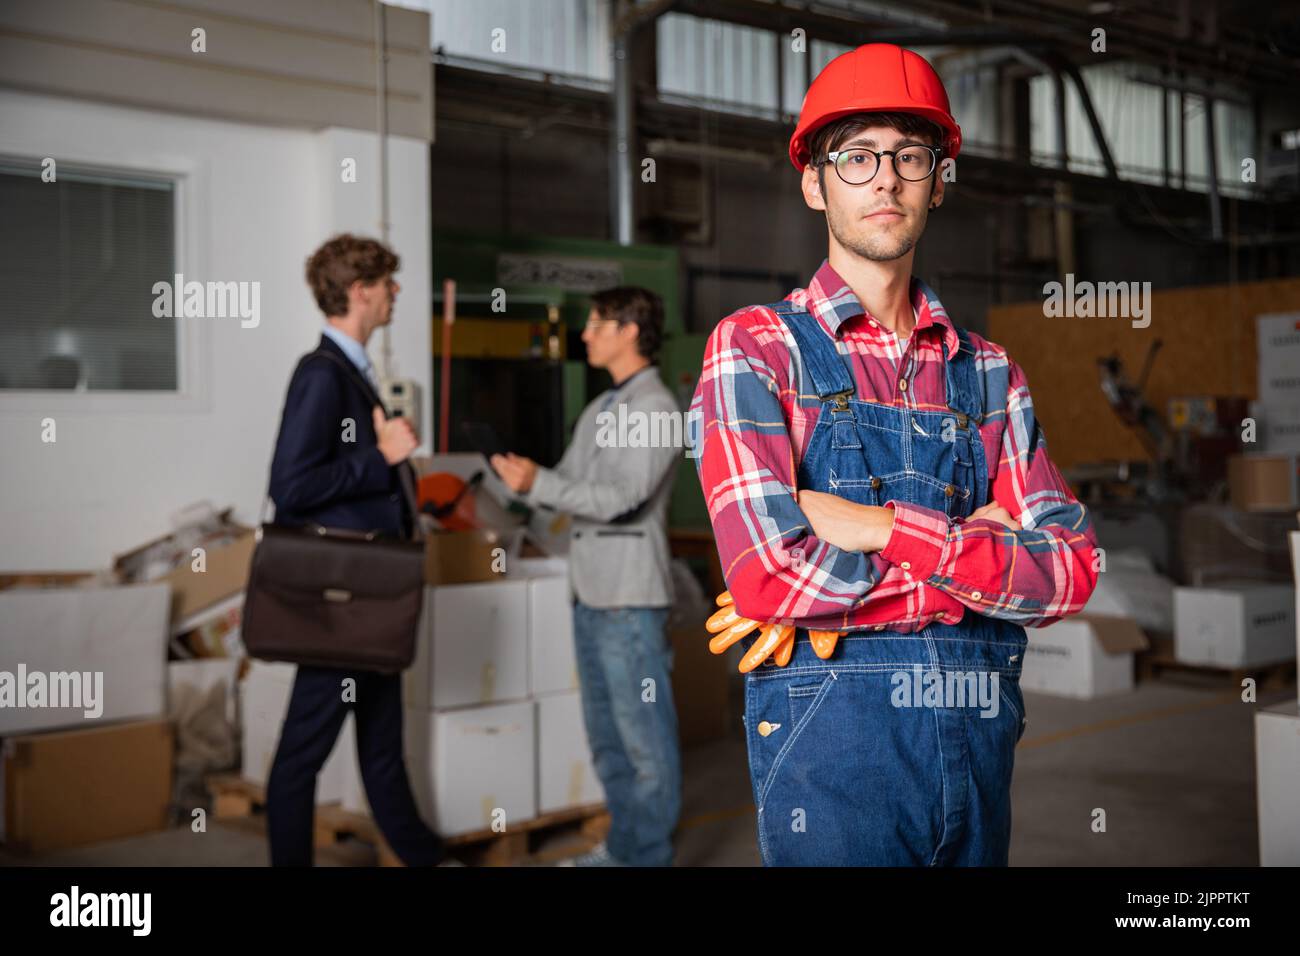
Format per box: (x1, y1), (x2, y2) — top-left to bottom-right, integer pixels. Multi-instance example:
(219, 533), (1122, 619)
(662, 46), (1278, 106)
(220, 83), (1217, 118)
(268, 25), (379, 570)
(741, 300), (1029, 867)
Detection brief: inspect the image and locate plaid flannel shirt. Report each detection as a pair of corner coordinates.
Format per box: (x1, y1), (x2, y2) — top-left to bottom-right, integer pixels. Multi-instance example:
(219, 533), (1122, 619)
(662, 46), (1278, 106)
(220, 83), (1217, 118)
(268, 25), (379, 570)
(688, 260), (1098, 631)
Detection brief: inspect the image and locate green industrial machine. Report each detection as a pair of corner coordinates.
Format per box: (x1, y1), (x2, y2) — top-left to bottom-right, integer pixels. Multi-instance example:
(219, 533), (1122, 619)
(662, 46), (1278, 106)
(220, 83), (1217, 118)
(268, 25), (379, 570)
(431, 231), (709, 530)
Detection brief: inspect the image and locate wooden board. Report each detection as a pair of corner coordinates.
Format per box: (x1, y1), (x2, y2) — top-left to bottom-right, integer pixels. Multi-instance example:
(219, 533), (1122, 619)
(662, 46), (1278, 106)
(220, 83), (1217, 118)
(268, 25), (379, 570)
(985, 278), (1300, 472)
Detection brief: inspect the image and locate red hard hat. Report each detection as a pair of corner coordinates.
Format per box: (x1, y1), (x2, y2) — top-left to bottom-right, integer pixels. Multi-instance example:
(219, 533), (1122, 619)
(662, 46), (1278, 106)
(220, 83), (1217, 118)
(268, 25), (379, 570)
(789, 43), (962, 172)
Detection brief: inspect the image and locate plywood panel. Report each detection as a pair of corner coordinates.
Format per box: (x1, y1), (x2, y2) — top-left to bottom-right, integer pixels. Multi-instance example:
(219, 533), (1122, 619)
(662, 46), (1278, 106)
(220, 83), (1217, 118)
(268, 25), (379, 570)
(986, 278), (1300, 471)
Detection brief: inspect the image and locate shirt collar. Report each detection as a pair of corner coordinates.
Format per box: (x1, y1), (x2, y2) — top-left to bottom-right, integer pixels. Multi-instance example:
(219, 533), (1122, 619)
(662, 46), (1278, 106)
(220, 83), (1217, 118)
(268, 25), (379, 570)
(611, 364), (656, 391)
(792, 259), (960, 361)
(321, 324), (373, 376)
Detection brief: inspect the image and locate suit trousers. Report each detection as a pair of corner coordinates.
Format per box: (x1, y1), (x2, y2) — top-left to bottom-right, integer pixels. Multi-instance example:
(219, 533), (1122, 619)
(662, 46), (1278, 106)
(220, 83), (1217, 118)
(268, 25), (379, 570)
(266, 666), (443, 866)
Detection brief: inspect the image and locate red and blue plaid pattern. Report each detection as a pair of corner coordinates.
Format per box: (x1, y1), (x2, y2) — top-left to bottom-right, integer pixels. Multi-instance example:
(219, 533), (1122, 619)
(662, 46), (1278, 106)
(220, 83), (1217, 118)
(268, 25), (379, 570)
(689, 260), (1099, 631)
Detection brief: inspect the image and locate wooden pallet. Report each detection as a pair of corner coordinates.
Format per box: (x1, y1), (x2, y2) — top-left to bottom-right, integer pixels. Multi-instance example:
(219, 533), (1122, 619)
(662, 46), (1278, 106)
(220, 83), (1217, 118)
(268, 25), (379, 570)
(206, 773), (609, 867)
(207, 773), (406, 865)
(1136, 637), (1297, 691)
(443, 801), (610, 867)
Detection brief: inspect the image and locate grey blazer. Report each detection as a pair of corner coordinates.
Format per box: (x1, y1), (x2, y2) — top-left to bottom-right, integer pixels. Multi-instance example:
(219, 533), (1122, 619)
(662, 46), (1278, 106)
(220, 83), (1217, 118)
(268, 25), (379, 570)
(523, 365), (680, 609)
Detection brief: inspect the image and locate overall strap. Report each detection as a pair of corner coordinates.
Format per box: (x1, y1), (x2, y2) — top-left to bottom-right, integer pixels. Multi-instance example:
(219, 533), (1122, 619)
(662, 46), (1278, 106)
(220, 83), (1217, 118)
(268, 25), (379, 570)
(943, 324), (984, 425)
(766, 300), (855, 401)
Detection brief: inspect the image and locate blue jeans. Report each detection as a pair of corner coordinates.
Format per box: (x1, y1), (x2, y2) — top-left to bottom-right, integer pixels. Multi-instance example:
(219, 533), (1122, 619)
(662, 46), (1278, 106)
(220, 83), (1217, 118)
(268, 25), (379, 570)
(572, 602), (681, 866)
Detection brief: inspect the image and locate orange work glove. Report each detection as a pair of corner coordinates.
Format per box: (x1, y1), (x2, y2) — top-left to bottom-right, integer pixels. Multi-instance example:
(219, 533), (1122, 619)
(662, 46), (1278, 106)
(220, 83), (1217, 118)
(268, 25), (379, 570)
(704, 591), (846, 673)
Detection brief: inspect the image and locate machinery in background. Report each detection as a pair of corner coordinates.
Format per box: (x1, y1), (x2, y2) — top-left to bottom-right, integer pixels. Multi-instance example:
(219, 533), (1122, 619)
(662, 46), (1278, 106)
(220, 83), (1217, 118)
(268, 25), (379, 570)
(1072, 340), (1247, 505)
(430, 231), (710, 529)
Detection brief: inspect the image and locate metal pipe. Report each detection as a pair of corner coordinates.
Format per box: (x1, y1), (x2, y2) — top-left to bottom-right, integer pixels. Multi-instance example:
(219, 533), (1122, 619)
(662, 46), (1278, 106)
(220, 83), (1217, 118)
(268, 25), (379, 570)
(610, 0), (676, 246)
(1061, 61), (1119, 180)
(612, 30), (633, 245)
(1178, 78), (1187, 189)
(1161, 75), (1170, 187)
(374, 0), (392, 374)
(1205, 94), (1222, 240)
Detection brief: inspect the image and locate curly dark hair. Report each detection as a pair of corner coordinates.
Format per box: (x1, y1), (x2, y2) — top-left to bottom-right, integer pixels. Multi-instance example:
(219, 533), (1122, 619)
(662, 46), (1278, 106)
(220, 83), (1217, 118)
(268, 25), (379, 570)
(590, 286), (664, 361)
(305, 233), (400, 317)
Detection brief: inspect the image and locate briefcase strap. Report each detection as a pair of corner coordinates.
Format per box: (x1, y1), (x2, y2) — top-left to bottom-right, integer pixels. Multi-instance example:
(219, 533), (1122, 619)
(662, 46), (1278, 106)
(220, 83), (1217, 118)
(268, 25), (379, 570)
(260, 349), (425, 542)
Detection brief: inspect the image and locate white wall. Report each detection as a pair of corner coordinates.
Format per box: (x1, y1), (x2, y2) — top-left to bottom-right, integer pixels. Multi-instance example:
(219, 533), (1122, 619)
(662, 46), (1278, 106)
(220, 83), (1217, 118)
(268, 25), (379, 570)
(0, 90), (432, 571)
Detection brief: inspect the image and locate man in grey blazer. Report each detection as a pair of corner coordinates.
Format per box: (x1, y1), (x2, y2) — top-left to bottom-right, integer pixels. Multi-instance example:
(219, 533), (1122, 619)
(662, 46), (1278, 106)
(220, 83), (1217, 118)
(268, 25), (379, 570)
(492, 287), (681, 867)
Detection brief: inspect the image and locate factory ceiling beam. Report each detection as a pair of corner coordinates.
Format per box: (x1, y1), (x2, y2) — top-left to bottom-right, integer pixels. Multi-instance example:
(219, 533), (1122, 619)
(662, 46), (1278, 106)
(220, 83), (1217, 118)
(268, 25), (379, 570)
(668, 0), (1299, 90)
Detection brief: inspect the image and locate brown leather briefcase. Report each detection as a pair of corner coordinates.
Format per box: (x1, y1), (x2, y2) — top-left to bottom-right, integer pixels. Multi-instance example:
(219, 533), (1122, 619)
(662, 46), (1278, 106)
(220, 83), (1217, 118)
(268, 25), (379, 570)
(242, 349), (426, 674)
(241, 522), (424, 674)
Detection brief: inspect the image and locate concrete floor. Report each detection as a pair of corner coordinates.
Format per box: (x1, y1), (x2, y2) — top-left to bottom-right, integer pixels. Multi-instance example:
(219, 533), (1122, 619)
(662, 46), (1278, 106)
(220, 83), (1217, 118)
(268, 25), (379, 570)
(3, 676), (1286, 867)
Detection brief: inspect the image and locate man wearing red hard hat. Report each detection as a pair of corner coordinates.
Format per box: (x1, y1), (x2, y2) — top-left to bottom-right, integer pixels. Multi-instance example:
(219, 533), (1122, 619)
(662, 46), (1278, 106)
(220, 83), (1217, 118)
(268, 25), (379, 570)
(689, 44), (1099, 865)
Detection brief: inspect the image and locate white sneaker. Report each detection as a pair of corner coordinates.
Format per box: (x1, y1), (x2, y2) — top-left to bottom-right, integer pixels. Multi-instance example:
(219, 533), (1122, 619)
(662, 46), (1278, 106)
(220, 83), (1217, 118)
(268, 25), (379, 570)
(555, 841), (626, 867)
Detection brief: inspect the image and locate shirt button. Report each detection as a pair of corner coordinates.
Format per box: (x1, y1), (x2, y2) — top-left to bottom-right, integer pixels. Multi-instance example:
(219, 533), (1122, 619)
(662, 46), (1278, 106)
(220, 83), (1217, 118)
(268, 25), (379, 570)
(934, 612), (945, 621)
(900, 561), (912, 571)
(869, 319), (878, 328)
(898, 379), (908, 392)
(971, 590), (982, 600)
(874, 624), (885, 631)
(389, 493), (398, 502)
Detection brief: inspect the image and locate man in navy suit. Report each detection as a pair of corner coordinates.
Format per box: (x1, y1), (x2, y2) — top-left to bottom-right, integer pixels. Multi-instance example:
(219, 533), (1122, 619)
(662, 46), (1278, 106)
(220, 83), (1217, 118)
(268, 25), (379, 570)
(265, 233), (445, 866)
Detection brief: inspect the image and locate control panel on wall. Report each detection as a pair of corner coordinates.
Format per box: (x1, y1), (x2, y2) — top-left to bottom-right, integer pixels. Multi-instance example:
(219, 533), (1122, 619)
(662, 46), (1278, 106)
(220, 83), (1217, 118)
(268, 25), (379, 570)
(380, 377), (422, 438)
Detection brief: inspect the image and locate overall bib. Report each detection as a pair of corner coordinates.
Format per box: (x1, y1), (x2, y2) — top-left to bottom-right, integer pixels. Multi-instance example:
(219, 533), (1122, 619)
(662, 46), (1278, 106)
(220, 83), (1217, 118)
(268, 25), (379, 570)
(742, 300), (1029, 866)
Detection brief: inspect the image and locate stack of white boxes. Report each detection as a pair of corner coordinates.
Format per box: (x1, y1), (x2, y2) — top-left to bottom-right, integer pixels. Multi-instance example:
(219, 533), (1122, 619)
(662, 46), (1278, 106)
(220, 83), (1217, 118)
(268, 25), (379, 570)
(528, 565), (605, 817)
(239, 560), (604, 837)
(1254, 314), (1300, 442)
(239, 660), (358, 805)
(1247, 314), (1300, 504)
(398, 560), (602, 836)
(1173, 584), (1296, 669)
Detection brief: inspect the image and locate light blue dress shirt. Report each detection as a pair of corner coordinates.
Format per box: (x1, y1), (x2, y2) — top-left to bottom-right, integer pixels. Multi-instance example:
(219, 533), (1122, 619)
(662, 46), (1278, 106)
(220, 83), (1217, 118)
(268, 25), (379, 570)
(321, 324), (380, 393)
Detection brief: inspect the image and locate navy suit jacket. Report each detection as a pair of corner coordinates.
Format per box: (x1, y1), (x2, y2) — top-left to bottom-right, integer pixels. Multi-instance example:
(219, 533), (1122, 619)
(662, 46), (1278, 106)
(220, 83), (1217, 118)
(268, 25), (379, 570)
(268, 334), (415, 538)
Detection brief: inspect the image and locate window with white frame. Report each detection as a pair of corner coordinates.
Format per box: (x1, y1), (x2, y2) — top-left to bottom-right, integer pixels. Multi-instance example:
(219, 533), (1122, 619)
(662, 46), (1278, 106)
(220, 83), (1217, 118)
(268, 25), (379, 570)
(0, 161), (177, 392)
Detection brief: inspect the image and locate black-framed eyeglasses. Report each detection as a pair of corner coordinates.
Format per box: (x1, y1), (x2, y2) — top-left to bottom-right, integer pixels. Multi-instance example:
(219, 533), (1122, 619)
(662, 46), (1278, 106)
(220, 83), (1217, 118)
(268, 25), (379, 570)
(818, 145), (941, 185)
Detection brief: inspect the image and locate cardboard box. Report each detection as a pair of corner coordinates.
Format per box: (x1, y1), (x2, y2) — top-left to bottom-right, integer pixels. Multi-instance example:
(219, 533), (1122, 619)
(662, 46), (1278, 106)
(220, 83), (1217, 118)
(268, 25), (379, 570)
(238, 661), (353, 804)
(1174, 583), (1296, 668)
(424, 529), (506, 586)
(536, 691), (603, 814)
(1248, 402), (1300, 455)
(1, 719), (172, 855)
(1255, 699), (1300, 866)
(1257, 313), (1300, 405)
(528, 573), (579, 696)
(1178, 503), (1296, 586)
(405, 582), (529, 710)
(669, 626), (735, 745)
(404, 701), (536, 836)
(1020, 615), (1148, 698)
(1229, 454), (1299, 512)
(0, 581), (168, 735)
(0, 572), (98, 590)
(115, 521), (255, 627)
